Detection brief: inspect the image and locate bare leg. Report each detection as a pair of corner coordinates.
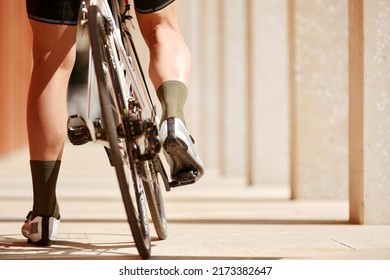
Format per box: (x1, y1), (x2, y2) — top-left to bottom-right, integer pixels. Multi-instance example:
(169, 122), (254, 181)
(135, 2), (191, 89)
(26, 20), (77, 220)
(135, 3), (204, 182)
(27, 20), (77, 161)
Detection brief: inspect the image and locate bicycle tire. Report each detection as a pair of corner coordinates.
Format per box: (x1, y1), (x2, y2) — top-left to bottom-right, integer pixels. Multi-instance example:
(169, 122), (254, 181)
(115, 6), (169, 241)
(88, 5), (151, 259)
(141, 159), (168, 240)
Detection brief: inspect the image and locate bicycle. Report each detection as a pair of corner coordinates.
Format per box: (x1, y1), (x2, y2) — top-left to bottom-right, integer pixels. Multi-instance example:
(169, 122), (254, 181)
(66, 0), (187, 259)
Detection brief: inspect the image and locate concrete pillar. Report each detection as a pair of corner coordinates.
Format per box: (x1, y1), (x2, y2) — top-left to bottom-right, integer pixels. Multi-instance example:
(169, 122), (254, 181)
(217, 0), (227, 176)
(349, 0), (390, 224)
(247, 0), (290, 186)
(220, 0), (248, 177)
(289, 0), (349, 199)
(195, 0), (220, 171)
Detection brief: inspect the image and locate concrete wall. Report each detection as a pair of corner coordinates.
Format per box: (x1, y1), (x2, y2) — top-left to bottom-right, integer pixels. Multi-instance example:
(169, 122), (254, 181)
(248, 0), (290, 186)
(0, 0), (31, 156)
(179, 0), (390, 223)
(179, 0), (290, 184)
(289, 0), (349, 199)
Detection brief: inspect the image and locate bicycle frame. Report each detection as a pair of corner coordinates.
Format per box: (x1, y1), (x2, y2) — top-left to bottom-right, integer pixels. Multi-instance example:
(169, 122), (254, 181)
(68, 0), (173, 191)
(71, 0), (171, 259)
(79, 0), (156, 145)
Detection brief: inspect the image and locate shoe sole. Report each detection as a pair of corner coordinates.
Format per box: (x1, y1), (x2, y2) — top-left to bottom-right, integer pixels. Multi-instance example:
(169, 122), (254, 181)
(27, 238), (54, 246)
(164, 135), (204, 183)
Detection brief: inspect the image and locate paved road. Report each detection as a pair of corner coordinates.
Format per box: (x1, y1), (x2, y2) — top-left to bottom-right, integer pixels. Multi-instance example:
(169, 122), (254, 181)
(1, 143), (390, 260)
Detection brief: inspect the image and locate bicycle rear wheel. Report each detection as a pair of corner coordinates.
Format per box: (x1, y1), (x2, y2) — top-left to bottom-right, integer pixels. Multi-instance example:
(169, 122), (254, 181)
(116, 9), (168, 241)
(88, 5), (151, 259)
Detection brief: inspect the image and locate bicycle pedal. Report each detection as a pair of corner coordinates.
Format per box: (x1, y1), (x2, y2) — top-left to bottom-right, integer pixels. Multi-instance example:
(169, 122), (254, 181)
(67, 114), (92, 145)
(169, 179), (197, 189)
(169, 170), (199, 188)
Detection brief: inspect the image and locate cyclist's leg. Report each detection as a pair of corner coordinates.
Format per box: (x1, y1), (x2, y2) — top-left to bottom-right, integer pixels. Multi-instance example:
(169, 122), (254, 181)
(23, 0), (80, 245)
(28, 21), (77, 162)
(135, 1), (190, 124)
(135, 1), (204, 183)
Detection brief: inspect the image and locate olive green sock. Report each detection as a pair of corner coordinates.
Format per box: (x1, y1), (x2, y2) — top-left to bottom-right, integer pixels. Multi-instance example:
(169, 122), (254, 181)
(30, 160), (61, 219)
(156, 80), (188, 126)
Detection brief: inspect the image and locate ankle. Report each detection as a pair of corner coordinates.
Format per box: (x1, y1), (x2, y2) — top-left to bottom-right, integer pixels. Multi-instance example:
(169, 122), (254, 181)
(30, 160), (61, 220)
(157, 80), (188, 126)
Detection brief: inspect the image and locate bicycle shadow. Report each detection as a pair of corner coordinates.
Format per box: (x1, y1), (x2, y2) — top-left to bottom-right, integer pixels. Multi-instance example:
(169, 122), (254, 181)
(0, 235), (157, 260)
(0, 236), (283, 260)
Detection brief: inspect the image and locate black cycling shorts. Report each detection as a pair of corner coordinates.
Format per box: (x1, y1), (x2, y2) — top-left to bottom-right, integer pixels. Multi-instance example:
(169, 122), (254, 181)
(26, 0), (176, 25)
(133, 0), (175, 13)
